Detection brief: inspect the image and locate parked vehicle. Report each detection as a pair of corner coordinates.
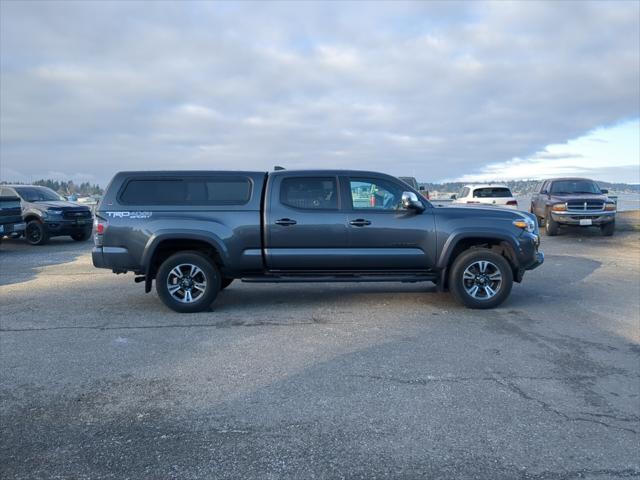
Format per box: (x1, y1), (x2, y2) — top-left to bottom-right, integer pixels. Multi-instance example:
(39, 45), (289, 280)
(529, 178), (616, 236)
(452, 185), (519, 210)
(1, 185), (93, 245)
(92, 170), (543, 313)
(0, 193), (25, 244)
(399, 176), (429, 199)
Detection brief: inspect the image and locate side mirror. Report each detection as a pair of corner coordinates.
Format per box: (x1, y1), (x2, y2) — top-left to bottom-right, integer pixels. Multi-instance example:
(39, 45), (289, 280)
(450, 194), (457, 200)
(401, 191), (424, 211)
(541, 189), (548, 195)
(600, 189), (608, 194)
(419, 186), (425, 191)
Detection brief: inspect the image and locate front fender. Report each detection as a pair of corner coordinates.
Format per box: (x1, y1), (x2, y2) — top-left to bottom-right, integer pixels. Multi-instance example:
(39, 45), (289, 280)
(436, 228), (521, 270)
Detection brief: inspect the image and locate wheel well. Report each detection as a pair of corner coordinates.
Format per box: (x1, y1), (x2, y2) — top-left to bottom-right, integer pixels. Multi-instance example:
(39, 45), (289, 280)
(443, 237), (518, 289)
(24, 215), (41, 223)
(148, 239), (223, 279)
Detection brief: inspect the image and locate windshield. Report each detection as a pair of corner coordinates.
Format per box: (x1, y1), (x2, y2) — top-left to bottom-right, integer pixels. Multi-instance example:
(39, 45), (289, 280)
(14, 186), (63, 202)
(549, 180), (600, 195)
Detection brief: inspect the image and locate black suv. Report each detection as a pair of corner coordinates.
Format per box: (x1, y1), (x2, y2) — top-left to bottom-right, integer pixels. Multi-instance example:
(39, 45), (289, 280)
(1, 185), (93, 245)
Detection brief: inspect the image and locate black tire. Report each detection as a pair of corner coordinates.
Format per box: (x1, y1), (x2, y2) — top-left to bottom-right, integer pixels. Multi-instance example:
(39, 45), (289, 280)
(25, 220), (49, 245)
(544, 212), (559, 236)
(220, 278), (234, 290)
(449, 248), (513, 309)
(156, 251), (221, 313)
(601, 220), (615, 237)
(71, 229), (92, 242)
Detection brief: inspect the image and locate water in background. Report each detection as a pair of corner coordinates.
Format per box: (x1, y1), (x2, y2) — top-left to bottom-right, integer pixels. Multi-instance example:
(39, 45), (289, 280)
(431, 193), (640, 212)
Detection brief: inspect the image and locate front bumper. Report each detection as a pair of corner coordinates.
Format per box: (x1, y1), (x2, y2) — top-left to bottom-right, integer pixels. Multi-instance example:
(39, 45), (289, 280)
(525, 251), (544, 271)
(0, 222), (25, 236)
(45, 219), (93, 236)
(513, 231), (544, 282)
(550, 211), (615, 226)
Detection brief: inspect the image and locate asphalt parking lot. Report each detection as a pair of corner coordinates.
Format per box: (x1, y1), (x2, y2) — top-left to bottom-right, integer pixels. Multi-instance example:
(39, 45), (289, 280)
(1, 229), (639, 479)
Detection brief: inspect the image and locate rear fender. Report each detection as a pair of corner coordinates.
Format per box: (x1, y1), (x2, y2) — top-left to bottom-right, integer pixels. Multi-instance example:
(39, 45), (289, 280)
(141, 229), (231, 275)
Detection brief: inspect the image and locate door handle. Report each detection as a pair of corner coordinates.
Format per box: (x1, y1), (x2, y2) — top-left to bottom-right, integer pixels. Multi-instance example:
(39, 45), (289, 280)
(275, 218), (297, 226)
(349, 219), (371, 227)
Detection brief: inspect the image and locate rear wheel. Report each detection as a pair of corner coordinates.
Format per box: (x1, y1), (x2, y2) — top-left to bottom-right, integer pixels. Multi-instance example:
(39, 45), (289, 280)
(449, 249), (513, 309)
(156, 251), (221, 313)
(601, 220), (615, 237)
(25, 220), (49, 245)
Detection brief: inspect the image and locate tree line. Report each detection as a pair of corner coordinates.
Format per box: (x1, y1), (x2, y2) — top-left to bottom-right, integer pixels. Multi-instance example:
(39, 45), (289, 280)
(0, 179), (103, 196)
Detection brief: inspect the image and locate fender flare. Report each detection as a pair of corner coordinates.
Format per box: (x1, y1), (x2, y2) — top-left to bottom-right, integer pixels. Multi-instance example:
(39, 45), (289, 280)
(436, 229), (521, 270)
(22, 208), (44, 222)
(141, 229), (231, 275)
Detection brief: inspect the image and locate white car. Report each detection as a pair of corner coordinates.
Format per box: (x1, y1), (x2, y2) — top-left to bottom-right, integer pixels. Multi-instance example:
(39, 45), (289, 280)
(453, 184), (519, 210)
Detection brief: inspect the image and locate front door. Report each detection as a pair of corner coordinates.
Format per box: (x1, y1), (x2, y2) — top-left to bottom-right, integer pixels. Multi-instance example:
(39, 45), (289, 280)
(342, 175), (436, 270)
(265, 174), (349, 271)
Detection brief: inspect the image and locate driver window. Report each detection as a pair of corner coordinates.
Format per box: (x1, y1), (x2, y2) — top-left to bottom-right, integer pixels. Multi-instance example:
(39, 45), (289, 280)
(350, 178), (403, 210)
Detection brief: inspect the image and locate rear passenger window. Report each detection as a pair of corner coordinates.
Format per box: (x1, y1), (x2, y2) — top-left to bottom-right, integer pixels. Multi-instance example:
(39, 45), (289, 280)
(280, 177), (338, 210)
(119, 178), (251, 205)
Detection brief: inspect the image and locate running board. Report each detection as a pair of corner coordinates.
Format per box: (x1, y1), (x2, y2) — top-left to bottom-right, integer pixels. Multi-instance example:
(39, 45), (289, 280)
(241, 274), (437, 284)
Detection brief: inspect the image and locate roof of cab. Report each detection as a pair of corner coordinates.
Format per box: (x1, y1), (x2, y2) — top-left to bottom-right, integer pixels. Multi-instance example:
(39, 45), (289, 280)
(114, 169), (400, 178)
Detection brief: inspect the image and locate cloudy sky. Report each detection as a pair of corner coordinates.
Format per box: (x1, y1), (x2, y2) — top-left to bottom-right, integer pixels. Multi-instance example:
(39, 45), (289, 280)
(1, 0), (639, 185)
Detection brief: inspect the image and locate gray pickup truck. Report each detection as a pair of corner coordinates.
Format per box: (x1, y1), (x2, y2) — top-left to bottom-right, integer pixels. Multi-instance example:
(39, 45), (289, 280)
(92, 170), (544, 312)
(529, 178), (617, 236)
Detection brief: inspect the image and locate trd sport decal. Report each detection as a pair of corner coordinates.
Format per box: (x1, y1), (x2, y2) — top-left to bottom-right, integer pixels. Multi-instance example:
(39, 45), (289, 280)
(105, 211), (153, 219)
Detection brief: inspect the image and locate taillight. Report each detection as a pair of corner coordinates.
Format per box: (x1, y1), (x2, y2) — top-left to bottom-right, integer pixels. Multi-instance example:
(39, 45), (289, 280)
(94, 217), (107, 246)
(506, 200), (518, 206)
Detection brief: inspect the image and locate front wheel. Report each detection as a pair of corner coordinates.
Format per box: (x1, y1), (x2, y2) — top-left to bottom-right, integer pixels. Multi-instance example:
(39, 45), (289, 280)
(601, 220), (615, 237)
(156, 251), (221, 313)
(71, 229), (92, 242)
(545, 213), (559, 236)
(449, 249), (513, 309)
(26, 220), (49, 245)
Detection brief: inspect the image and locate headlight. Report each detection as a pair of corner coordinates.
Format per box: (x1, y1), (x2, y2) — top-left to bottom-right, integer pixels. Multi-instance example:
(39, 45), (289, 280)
(513, 217), (536, 233)
(604, 202), (616, 211)
(551, 203), (567, 212)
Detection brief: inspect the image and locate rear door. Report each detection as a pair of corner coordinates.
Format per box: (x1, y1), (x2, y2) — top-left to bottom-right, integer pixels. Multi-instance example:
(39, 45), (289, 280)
(342, 175), (436, 270)
(264, 174), (349, 270)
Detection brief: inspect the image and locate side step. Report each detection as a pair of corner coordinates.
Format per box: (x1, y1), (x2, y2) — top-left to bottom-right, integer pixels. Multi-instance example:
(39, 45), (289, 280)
(241, 274), (437, 284)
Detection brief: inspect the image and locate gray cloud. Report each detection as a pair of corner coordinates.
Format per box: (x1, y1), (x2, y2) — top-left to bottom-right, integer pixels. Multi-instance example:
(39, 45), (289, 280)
(1, 0), (639, 184)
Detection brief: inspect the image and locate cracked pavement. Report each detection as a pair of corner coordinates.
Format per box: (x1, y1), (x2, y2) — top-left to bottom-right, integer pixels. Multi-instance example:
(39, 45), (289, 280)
(1, 229), (639, 479)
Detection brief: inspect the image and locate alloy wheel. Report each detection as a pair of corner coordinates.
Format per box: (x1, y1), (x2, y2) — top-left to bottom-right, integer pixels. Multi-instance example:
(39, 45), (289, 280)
(166, 263), (207, 303)
(462, 260), (503, 300)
